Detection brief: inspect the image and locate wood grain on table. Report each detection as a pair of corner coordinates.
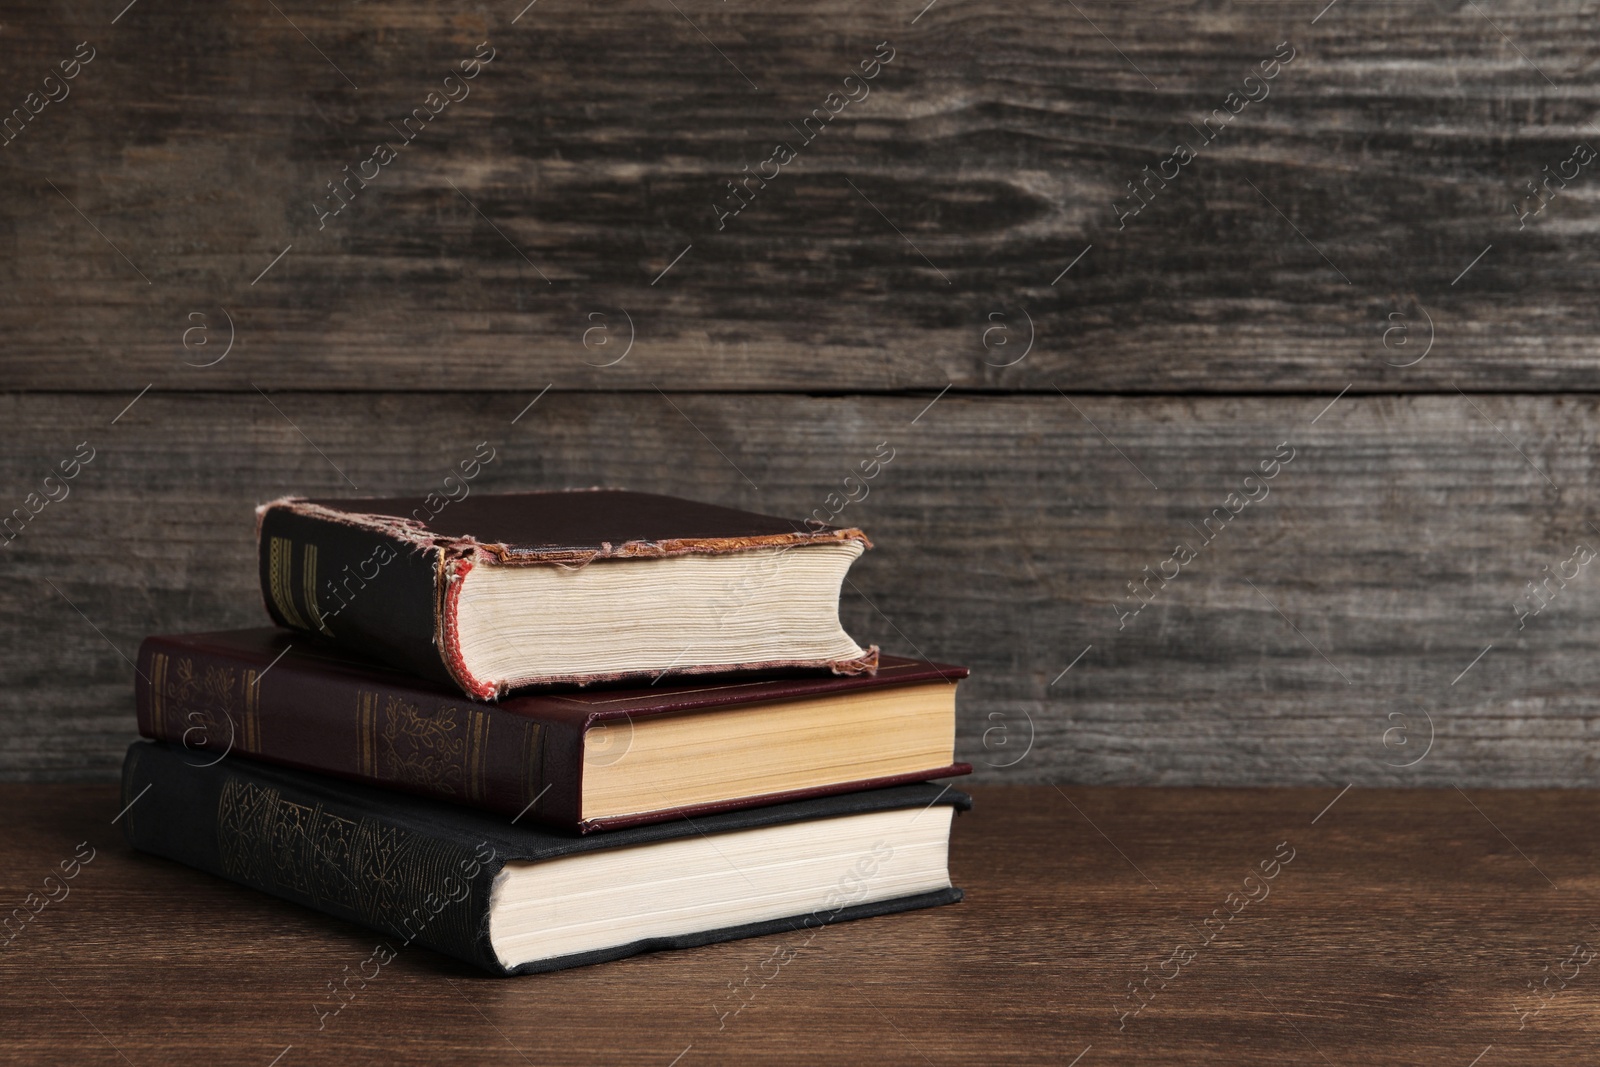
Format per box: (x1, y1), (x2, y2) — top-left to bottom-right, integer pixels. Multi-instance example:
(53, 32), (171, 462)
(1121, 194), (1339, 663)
(1, 783), (1593, 1065)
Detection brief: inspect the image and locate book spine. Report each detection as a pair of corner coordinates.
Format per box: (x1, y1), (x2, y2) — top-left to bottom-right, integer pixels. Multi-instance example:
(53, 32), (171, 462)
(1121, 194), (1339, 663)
(120, 741), (509, 974)
(135, 637), (585, 829)
(256, 503), (453, 688)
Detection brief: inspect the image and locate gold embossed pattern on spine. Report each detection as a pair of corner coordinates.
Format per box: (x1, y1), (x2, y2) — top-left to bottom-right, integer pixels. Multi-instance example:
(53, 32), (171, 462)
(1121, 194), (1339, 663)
(216, 776), (478, 950)
(354, 698), (500, 804)
(149, 653), (261, 754)
(357, 690), (379, 778)
(241, 670), (261, 750)
(467, 708), (490, 803)
(148, 652), (170, 739)
(302, 543), (332, 635)
(268, 536), (308, 629)
(366, 697), (471, 796)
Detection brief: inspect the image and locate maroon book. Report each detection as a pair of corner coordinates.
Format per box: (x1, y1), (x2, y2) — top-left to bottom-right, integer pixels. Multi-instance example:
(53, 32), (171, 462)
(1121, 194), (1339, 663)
(135, 629), (970, 833)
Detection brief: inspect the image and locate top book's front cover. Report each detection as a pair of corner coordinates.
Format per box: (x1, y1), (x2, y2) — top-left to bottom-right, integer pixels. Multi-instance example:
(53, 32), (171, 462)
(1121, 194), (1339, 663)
(283, 490), (869, 565)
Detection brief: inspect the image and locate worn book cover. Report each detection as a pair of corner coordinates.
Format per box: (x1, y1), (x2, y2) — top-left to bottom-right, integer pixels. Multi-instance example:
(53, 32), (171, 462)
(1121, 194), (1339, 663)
(256, 490), (878, 698)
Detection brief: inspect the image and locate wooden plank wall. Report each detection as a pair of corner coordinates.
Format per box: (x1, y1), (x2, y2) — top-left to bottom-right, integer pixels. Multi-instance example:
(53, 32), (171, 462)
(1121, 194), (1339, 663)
(2, 0), (1598, 784)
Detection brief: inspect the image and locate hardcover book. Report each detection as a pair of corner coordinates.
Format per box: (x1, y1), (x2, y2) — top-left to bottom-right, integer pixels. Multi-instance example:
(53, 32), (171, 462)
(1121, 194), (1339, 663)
(135, 628), (971, 832)
(120, 741), (970, 976)
(256, 490), (878, 699)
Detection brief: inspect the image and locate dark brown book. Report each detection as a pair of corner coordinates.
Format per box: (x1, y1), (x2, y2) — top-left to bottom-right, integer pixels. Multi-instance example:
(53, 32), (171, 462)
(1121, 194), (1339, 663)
(256, 490), (878, 698)
(135, 628), (970, 833)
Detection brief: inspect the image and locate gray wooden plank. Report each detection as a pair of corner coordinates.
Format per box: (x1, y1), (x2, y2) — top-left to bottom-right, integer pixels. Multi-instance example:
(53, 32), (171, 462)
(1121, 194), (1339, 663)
(2, 2), (1598, 391)
(2, 389), (1597, 785)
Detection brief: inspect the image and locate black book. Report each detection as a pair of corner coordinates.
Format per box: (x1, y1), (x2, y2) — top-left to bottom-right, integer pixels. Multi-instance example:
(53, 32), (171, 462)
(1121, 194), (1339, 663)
(120, 741), (969, 976)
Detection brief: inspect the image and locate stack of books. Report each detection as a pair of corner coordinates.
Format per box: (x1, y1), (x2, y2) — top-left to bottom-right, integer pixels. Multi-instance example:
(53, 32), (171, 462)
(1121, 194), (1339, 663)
(120, 490), (971, 975)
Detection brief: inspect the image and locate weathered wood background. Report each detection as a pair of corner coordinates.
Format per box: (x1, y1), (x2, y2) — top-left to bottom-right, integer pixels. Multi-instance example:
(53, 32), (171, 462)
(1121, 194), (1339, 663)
(3, 0), (1599, 784)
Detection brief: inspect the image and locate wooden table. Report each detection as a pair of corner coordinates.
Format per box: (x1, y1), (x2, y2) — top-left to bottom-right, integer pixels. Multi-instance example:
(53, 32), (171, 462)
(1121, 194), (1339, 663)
(2, 783), (1593, 1065)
